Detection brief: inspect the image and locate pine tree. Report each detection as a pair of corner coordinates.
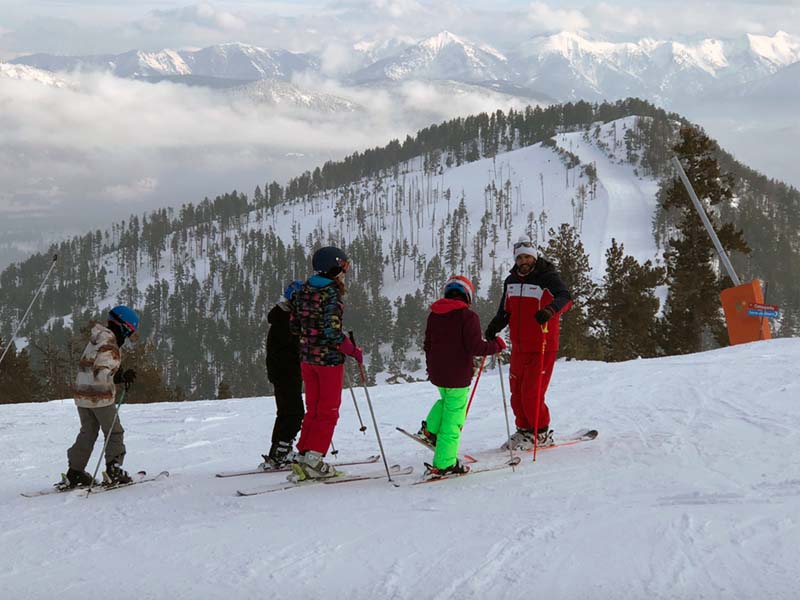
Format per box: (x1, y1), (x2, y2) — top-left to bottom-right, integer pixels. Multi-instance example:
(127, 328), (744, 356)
(542, 224), (599, 360)
(0, 338), (42, 404)
(660, 126), (750, 354)
(594, 239), (665, 361)
(217, 380), (232, 400)
(121, 338), (178, 403)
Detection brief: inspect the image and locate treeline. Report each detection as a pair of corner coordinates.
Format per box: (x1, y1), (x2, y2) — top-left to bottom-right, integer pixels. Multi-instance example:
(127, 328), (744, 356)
(266, 97), (686, 205)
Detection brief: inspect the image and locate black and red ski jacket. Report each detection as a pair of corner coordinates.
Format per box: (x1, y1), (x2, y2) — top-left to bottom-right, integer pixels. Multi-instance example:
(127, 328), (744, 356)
(485, 258), (573, 352)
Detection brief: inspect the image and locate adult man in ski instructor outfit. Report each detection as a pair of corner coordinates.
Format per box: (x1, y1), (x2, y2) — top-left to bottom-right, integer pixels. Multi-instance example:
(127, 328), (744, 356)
(484, 235), (572, 450)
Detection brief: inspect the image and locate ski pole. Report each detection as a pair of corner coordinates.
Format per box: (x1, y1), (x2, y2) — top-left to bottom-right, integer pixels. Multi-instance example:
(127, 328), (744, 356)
(464, 355), (487, 418)
(497, 353), (515, 469)
(87, 382), (129, 495)
(0, 254), (58, 367)
(532, 323), (548, 462)
(348, 331), (394, 484)
(330, 439), (339, 457)
(345, 368), (367, 433)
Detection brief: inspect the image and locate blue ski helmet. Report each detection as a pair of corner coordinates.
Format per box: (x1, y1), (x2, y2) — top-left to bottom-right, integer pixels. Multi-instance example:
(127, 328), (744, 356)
(312, 246), (350, 277)
(283, 280), (304, 301)
(109, 305), (139, 336)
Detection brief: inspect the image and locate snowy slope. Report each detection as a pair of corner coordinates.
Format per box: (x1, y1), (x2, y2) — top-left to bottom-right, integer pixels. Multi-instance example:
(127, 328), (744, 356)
(0, 62), (72, 87)
(224, 79), (360, 113)
(2, 338), (799, 599)
(83, 116), (659, 314)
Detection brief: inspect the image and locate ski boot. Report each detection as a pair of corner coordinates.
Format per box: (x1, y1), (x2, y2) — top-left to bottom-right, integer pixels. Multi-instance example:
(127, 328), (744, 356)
(416, 420), (437, 449)
(536, 429), (555, 448)
(258, 440), (296, 471)
(65, 468), (95, 488)
(288, 451), (339, 482)
(422, 459), (470, 481)
(501, 428), (535, 451)
(104, 461), (133, 486)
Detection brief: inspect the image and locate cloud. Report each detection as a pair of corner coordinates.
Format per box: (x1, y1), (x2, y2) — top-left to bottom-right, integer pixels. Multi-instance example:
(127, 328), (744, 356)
(525, 2), (591, 33)
(104, 177), (159, 203)
(136, 3), (246, 34)
(0, 68), (541, 236)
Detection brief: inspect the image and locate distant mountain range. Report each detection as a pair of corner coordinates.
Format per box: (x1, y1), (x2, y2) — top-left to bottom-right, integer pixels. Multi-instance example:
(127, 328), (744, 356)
(10, 43), (318, 81)
(10, 30), (800, 104)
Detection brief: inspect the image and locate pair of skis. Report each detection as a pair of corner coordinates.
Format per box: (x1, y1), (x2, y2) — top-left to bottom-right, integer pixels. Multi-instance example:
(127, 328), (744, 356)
(395, 426), (598, 484)
(21, 470), (170, 498)
(215, 454), (381, 478)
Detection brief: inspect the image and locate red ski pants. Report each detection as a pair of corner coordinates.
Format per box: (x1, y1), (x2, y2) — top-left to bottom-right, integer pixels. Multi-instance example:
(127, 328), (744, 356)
(509, 350), (558, 432)
(296, 362), (344, 455)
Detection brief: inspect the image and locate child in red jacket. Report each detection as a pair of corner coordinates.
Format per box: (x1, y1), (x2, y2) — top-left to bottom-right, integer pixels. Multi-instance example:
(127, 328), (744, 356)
(418, 276), (504, 479)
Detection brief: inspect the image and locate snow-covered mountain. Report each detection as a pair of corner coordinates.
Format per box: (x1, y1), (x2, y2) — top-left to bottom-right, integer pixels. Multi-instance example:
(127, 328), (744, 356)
(11, 43), (318, 81)
(3, 337), (798, 598)
(350, 31), (515, 84)
(11, 30), (798, 105)
(512, 30), (800, 102)
(352, 36), (416, 66)
(0, 62), (71, 87)
(733, 60), (800, 103)
(224, 79), (360, 113)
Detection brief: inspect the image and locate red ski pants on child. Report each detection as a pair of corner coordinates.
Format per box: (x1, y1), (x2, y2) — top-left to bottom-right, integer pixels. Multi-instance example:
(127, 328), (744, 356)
(296, 362), (344, 455)
(509, 350), (558, 432)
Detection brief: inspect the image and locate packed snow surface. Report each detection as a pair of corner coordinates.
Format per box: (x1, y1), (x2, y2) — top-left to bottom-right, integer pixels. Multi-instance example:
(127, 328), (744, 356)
(2, 338), (799, 599)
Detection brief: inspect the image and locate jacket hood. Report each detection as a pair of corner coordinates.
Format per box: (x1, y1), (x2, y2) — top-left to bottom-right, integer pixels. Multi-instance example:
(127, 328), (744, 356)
(430, 298), (469, 314)
(90, 322), (113, 344)
(308, 274), (334, 289)
(268, 302), (289, 324)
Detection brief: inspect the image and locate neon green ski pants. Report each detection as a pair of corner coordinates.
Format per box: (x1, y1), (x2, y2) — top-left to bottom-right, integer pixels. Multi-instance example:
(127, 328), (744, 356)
(425, 386), (469, 469)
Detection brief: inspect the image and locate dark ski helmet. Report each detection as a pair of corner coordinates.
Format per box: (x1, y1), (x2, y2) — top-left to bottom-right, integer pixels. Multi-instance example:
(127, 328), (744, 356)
(109, 305), (139, 337)
(312, 246), (350, 277)
(283, 280), (304, 301)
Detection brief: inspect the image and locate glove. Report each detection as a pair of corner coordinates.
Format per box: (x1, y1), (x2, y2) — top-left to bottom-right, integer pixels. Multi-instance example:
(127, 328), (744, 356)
(122, 369), (137, 384)
(494, 336), (507, 351)
(535, 307), (555, 325)
(338, 336), (363, 364)
(484, 325), (498, 340)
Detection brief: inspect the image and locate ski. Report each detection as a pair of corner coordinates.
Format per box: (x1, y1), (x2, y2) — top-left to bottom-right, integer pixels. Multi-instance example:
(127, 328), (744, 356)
(235, 464), (411, 496)
(396, 426), (478, 464)
(216, 454), (381, 478)
(21, 470), (168, 498)
(323, 465), (413, 485)
(532, 428), (598, 451)
(460, 429), (598, 462)
(412, 456), (521, 485)
(84, 471), (170, 496)
(395, 427), (434, 451)
(517, 428), (598, 454)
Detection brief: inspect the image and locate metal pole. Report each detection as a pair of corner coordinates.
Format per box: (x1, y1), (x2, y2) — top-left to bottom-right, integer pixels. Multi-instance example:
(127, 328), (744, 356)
(354, 360), (395, 484)
(497, 355), (516, 469)
(464, 355), (486, 418)
(345, 369), (367, 433)
(348, 332), (394, 484)
(671, 157), (741, 286)
(0, 254), (58, 367)
(532, 324), (548, 462)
